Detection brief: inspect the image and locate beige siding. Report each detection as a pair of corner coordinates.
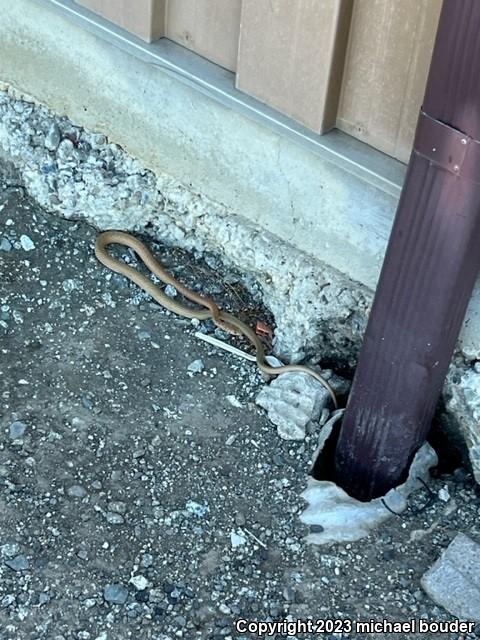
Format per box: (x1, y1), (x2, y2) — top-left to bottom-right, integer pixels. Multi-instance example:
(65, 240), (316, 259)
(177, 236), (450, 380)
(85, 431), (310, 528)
(165, 0), (242, 72)
(337, 0), (442, 163)
(76, 0), (166, 42)
(236, 0), (353, 134)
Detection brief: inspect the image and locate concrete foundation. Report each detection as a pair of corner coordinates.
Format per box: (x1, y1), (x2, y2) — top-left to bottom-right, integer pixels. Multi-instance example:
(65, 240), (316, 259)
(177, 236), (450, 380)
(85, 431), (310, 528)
(0, 0), (479, 480)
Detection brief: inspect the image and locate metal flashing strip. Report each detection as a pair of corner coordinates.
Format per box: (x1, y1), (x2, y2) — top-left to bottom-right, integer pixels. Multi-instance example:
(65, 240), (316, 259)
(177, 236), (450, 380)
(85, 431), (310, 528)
(415, 111), (480, 183)
(36, 0), (406, 198)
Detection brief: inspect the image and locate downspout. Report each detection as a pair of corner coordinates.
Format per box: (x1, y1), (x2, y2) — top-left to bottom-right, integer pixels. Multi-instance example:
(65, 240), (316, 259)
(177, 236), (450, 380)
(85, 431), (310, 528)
(333, 0), (480, 501)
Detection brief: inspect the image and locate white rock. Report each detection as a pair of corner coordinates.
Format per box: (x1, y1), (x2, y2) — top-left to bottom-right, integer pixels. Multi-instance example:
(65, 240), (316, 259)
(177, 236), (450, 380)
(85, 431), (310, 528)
(129, 575), (150, 591)
(256, 371), (330, 440)
(230, 531), (247, 548)
(185, 500), (209, 517)
(187, 359), (204, 374)
(438, 485), (450, 502)
(226, 395), (242, 408)
(19, 235), (35, 251)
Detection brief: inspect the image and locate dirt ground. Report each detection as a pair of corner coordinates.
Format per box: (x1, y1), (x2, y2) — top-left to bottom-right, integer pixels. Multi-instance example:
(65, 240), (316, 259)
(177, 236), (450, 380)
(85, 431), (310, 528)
(1, 162), (480, 640)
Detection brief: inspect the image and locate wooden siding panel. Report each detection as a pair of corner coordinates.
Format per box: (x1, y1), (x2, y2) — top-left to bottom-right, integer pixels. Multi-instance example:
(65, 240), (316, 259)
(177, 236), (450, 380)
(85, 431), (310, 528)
(76, 0), (166, 42)
(337, 0), (442, 163)
(236, 0), (353, 134)
(165, 0), (242, 72)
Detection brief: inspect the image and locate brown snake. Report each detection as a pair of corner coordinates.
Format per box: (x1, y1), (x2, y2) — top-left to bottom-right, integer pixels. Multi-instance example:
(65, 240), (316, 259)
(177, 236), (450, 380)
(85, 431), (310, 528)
(95, 231), (338, 408)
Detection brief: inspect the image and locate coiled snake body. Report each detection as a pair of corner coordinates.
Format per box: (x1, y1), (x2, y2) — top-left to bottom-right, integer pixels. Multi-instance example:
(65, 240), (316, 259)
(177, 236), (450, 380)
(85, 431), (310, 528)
(95, 231), (337, 408)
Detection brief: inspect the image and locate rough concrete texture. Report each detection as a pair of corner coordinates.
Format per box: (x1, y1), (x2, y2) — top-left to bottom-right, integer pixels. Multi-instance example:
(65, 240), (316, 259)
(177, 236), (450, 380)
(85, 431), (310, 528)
(0, 85), (370, 366)
(256, 372), (332, 441)
(301, 412), (439, 545)
(1, 86), (480, 482)
(3, 163), (480, 640)
(445, 365), (480, 479)
(421, 533), (480, 621)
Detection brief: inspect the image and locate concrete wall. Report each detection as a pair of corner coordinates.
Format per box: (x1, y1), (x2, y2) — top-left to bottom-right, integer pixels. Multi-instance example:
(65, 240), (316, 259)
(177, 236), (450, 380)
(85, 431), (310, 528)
(0, 0), (480, 362)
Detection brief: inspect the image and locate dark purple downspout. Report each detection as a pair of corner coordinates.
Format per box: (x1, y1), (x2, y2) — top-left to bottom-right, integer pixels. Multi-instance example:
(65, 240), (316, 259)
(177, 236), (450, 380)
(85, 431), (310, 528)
(333, 0), (480, 501)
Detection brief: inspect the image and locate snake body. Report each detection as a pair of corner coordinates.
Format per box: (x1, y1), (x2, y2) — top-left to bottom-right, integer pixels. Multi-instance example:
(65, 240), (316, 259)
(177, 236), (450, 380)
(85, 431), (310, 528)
(95, 230), (337, 408)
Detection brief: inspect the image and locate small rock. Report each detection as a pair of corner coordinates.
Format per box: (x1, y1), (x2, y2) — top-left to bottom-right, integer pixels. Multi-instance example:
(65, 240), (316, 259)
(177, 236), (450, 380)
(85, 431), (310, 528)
(67, 485), (88, 498)
(5, 555), (29, 571)
(19, 235), (35, 251)
(9, 421), (27, 441)
(256, 372), (330, 440)
(272, 453), (285, 467)
(108, 501), (127, 515)
(185, 500), (209, 517)
(282, 587), (296, 603)
(105, 512), (125, 525)
(226, 395), (243, 408)
(187, 359), (204, 374)
(0, 543), (20, 558)
(309, 524), (324, 534)
(230, 531), (247, 548)
(62, 278), (80, 293)
(234, 511), (246, 526)
(141, 553), (154, 568)
(103, 584), (128, 605)
(1, 594), (15, 608)
(45, 123), (61, 151)
(421, 533), (480, 621)
(134, 589), (150, 603)
(438, 485), (450, 502)
(0, 238), (12, 251)
(164, 285), (177, 298)
(129, 575), (150, 591)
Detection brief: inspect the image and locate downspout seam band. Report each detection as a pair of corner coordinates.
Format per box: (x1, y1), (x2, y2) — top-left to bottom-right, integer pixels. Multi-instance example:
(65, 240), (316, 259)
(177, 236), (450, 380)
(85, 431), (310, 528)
(414, 110), (480, 183)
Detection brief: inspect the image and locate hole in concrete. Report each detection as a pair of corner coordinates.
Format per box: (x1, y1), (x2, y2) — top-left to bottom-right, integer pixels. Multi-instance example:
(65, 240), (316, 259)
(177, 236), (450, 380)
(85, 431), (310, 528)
(428, 418), (466, 476)
(310, 406), (467, 502)
(309, 416), (341, 483)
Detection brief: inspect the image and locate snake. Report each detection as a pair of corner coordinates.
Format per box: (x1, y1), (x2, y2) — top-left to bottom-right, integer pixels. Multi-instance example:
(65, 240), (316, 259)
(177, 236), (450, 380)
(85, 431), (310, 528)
(95, 230), (338, 408)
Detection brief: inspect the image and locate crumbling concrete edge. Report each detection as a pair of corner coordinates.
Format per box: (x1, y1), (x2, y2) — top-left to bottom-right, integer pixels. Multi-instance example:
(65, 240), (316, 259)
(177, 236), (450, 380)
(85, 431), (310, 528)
(0, 84), (479, 482)
(301, 410), (439, 545)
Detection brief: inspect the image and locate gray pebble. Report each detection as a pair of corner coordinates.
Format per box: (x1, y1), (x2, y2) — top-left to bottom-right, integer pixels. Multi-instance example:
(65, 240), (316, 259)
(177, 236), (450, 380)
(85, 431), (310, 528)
(45, 123), (61, 151)
(67, 485), (88, 498)
(0, 238), (12, 251)
(1, 594), (15, 608)
(62, 278), (81, 293)
(0, 543), (20, 558)
(283, 586), (296, 603)
(141, 553), (154, 568)
(108, 501), (127, 515)
(105, 512), (125, 525)
(5, 554), (29, 571)
(310, 524), (324, 533)
(234, 511), (246, 526)
(187, 359), (204, 374)
(9, 421), (27, 441)
(164, 284), (177, 298)
(103, 583), (128, 605)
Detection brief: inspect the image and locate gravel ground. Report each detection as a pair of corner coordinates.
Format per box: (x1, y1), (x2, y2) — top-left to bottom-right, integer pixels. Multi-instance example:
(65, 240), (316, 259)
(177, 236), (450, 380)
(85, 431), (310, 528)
(1, 162), (480, 640)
